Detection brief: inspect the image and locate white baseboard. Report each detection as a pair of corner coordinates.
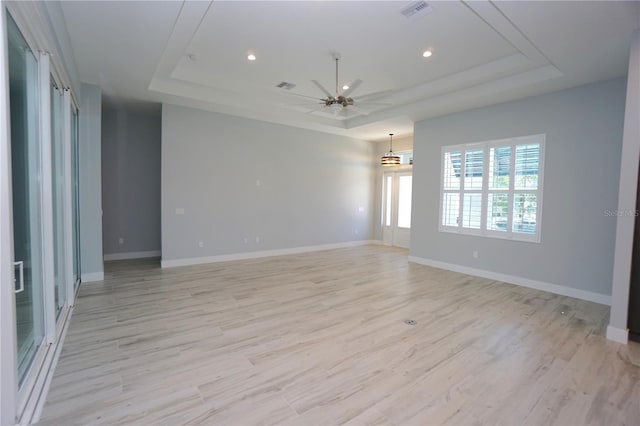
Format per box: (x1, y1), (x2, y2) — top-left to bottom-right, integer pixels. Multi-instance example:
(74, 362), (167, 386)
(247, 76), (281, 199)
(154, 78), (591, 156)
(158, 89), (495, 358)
(104, 250), (161, 261)
(606, 325), (629, 344)
(81, 272), (104, 283)
(408, 256), (611, 306)
(161, 240), (379, 268)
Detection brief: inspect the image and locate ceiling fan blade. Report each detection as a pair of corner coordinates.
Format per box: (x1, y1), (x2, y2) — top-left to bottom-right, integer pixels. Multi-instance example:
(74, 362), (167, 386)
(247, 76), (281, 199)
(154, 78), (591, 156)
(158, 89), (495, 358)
(357, 89), (393, 102)
(289, 103), (326, 108)
(311, 80), (333, 98)
(286, 92), (324, 101)
(341, 79), (362, 97)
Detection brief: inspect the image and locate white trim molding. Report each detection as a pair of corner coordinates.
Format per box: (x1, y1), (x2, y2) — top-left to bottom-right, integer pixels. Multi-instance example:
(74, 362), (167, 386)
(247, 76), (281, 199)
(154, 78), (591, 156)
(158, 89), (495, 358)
(81, 272), (104, 283)
(408, 255), (611, 306)
(606, 325), (629, 344)
(104, 250), (161, 261)
(162, 240), (379, 268)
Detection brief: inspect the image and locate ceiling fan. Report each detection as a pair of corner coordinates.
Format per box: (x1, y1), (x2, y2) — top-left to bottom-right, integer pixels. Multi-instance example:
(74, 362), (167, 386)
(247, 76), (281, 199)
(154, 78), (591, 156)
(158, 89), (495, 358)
(289, 53), (391, 116)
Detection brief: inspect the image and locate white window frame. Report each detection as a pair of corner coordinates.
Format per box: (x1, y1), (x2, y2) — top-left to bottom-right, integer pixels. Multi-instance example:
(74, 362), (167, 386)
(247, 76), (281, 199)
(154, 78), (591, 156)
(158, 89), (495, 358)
(395, 150), (413, 166)
(439, 134), (545, 243)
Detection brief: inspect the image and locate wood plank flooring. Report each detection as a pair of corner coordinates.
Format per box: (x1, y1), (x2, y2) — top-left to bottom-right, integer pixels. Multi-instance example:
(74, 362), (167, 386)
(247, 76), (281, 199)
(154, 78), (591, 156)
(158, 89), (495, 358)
(38, 245), (640, 425)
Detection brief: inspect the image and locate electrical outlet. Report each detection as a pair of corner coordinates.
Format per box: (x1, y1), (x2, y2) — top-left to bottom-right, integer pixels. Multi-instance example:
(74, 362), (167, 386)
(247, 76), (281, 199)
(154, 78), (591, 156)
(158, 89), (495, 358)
(473, 250), (478, 258)
(255, 236), (261, 244)
(118, 237), (124, 245)
(199, 241), (204, 248)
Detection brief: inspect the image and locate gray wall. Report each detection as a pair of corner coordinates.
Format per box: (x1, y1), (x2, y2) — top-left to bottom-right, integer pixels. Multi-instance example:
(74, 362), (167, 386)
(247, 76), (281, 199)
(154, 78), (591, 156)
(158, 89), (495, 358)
(102, 105), (161, 256)
(161, 104), (375, 262)
(79, 83), (103, 279)
(411, 78), (626, 297)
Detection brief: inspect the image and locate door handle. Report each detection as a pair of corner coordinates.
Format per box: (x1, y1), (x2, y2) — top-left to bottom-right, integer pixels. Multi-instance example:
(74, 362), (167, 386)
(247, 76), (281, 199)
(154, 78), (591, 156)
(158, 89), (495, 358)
(14, 261), (24, 293)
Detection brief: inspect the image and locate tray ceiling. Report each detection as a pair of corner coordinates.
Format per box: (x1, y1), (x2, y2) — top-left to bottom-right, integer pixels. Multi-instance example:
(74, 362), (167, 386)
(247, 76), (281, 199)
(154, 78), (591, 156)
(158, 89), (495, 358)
(61, 1), (640, 141)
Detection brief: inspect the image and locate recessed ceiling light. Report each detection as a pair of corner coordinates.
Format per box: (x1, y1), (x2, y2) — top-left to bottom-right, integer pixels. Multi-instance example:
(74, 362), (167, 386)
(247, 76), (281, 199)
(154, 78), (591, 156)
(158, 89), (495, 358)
(247, 54), (256, 61)
(342, 84), (349, 90)
(422, 50), (433, 58)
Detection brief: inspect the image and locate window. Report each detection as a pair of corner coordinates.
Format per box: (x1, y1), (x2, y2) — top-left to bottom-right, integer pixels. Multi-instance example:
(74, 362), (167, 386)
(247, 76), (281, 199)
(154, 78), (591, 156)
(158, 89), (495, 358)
(397, 151), (413, 165)
(440, 134), (545, 242)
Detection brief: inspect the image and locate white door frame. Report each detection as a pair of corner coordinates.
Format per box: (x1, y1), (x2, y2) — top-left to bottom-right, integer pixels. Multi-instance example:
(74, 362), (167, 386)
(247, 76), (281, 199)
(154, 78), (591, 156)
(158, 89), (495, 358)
(0, 5), (19, 424)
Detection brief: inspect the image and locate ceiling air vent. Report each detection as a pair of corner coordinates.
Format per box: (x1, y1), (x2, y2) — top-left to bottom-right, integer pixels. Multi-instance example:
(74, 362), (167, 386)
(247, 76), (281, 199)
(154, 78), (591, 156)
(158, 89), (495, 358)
(401, 1), (433, 19)
(276, 82), (296, 90)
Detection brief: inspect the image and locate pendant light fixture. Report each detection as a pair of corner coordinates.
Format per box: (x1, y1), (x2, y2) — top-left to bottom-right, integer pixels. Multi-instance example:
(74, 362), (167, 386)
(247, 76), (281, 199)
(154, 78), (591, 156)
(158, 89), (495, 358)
(381, 133), (401, 166)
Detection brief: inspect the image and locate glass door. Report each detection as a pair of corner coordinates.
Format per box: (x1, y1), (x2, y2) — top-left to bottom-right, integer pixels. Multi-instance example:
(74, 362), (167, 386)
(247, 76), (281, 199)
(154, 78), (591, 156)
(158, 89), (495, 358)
(51, 79), (65, 315)
(382, 171), (413, 249)
(7, 12), (45, 384)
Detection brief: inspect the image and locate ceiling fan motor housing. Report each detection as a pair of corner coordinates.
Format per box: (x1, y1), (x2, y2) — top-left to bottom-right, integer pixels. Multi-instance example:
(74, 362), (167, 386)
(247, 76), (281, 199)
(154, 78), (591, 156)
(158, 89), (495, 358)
(324, 96), (354, 107)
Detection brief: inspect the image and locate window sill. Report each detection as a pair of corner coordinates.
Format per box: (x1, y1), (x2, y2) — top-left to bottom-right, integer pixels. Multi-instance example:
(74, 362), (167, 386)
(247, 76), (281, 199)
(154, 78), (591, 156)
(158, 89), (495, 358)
(438, 227), (541, 243)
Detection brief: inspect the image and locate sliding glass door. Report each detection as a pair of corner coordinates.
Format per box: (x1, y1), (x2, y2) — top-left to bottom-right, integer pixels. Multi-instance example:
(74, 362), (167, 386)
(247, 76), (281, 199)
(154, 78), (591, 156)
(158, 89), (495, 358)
(51, 79), (66, 315)
(3, 5), (84, 422)
(7, 12), (45, 385)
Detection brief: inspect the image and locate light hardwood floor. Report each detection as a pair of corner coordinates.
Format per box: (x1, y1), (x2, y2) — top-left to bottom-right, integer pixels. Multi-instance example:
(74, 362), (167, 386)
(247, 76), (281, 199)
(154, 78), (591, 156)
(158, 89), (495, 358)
(39, 245), (640, 425)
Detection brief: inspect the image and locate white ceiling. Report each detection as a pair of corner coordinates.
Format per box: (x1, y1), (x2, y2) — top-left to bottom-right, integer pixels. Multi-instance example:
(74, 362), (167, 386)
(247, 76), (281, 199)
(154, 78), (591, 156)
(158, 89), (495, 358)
(60, 1), (640, 142)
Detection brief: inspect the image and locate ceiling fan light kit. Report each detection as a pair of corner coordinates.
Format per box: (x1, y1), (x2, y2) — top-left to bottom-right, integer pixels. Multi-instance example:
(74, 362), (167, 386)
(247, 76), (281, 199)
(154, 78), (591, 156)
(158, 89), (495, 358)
(329, 103), (343, 113)
(381, 133), (401, 166)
